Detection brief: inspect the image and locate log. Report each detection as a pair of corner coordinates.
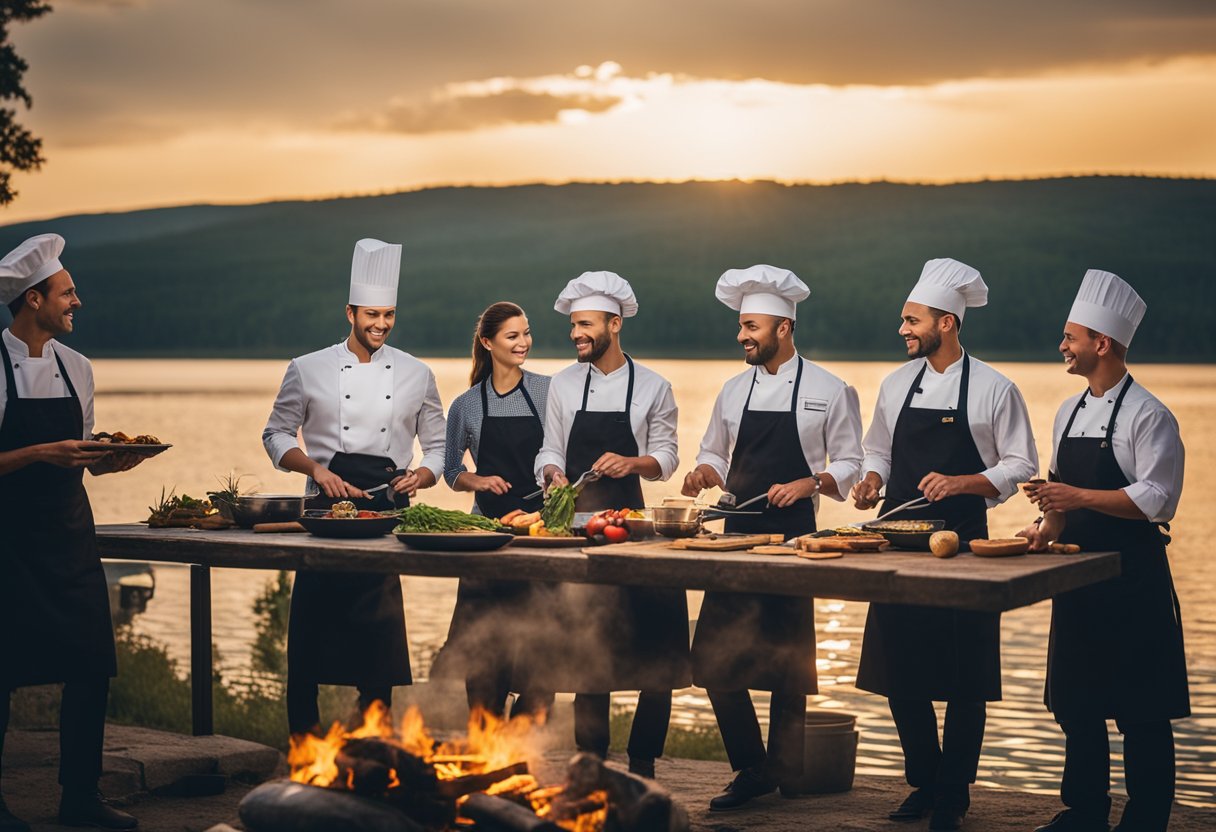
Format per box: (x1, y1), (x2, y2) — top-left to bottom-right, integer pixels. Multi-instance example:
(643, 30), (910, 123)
(564, 753), (689, 832)
(238, 780), (423, 832)
(341, 738), (436, 789)
(435, 761), (530, 799)
(460, 792), (564, 832)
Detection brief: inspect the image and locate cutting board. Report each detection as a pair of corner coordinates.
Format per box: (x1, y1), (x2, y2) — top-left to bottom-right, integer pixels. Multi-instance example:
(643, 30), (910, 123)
(669, 534), (782, 551)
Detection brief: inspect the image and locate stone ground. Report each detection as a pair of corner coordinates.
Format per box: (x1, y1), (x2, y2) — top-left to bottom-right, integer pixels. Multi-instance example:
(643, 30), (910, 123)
(2, 726), (1213, 831)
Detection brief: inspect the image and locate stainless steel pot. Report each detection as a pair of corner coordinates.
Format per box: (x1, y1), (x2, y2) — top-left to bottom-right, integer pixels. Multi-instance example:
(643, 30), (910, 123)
(231, 494), (306, 528)
(651, 505), (704, 538)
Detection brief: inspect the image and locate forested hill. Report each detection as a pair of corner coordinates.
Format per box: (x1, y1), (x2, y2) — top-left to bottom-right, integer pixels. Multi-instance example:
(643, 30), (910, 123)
(1, 177), (1212, 361)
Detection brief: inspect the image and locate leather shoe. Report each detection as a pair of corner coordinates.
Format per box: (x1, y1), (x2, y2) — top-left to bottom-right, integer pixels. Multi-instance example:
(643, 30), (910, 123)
(708, 766), (777, 811)
(628, 757), (655, 779)
(1033, 809), (1110, 832)
(58, 790), (138, 830)
(929, 804), (967, 831)
(889, 788), (935, 821)
(0, 798), (32, 832)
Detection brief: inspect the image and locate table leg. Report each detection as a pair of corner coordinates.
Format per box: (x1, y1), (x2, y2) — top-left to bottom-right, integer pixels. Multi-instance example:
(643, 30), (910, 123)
(190, 563), (214, 736)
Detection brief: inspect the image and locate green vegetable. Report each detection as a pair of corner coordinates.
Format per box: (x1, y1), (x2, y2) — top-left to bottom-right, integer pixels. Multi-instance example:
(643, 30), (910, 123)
(394, 504), (500, 533)
(541, 484), (577, 536)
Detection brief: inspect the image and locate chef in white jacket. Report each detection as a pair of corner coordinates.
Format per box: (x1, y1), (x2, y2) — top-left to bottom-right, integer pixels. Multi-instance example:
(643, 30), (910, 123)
(682, 265), (863, 811)
(262, 238), (445, 735)
(851, 258), (1037, 830)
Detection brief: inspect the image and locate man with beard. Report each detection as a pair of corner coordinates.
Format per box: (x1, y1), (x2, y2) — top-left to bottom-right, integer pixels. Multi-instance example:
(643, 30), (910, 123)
(1, 234), (142, 830)
(682, 264), (863, 811)
(263, 238), (445, 736)
(851, 258), (1036, 831)
(535, 270), (686, 780)
(1019, 270), (1187, 832)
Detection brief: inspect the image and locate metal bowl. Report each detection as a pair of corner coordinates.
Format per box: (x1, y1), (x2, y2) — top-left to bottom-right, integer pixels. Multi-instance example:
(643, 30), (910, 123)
(651, 505), (703, 538)
(231, 494), (306, 528)
(861, 519), (945, 550)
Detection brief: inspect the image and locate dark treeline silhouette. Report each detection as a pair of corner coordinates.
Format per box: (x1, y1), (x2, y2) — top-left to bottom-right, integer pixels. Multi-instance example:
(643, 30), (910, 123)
(1, 177), (1212, 361)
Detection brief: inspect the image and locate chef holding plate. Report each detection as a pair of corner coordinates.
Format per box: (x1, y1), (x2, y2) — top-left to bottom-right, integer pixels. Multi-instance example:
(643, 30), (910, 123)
(262, 238), (446, 736)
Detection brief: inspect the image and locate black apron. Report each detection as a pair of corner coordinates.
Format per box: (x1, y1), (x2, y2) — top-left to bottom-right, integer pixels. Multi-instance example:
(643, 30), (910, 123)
(0, 337), (116, 688)
(856, 354), (1002, 701)
(691, 357), (819, 694)
(432, 377), (550, 689)
(550, 356), (691, 692)
(288, 451), (412, 687)
(1045, 376), (1189, 721)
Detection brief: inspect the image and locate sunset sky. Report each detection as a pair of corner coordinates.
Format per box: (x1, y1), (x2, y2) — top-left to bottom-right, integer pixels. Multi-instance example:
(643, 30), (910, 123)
(4, 0), (1215, 222)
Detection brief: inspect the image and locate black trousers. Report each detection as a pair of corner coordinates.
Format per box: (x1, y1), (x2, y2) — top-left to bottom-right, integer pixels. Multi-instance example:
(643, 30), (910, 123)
(708, 689), (806, 785)
(573, 691), (670, 761)
(466, 668), (555, 722)
(286, 681), (393, 735)
(1, 678), (110, 793)
(888, 698), (986, 796)
(1059, 717), (1175, 832)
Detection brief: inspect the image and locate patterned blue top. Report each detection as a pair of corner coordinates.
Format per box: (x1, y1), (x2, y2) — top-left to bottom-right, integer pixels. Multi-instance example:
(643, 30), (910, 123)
(443, 370), (551, 488)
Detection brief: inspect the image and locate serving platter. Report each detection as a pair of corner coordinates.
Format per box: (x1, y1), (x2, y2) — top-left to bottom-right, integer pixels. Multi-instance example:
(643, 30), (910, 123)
(82, 441), (173, 458)
(395, 531), (514, 551)
(297, 515), (400, 538)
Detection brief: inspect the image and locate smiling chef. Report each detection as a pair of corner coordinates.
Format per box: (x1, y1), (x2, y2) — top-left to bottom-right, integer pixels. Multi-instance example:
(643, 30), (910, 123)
(262, 238), (446, 736)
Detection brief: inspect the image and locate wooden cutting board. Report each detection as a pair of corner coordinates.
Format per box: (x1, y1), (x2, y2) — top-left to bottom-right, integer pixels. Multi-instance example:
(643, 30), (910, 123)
(669, 534), (781, 551)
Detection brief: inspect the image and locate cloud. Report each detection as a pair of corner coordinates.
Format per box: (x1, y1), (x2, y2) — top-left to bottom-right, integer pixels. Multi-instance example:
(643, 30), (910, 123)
(11, 0), (1216, 150)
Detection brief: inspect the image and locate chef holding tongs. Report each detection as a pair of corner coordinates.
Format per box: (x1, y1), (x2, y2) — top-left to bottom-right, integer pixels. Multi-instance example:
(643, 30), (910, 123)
(262, 239), (445, 736)
(682, 265), (863, 811)
(851, 259), (1037, 831)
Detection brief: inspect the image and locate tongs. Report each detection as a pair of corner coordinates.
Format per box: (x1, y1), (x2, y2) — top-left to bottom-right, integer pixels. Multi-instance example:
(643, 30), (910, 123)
(810, 494), (934, 538)
(523, 469), (602, 502)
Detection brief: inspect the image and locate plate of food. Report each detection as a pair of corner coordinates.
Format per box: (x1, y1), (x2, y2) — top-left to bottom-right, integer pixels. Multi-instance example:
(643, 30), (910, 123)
(85, 431), (172, 457)
(297, 502), (400, 538)
(145, 488), (232, 530)
(395, 531), (515, 551)
(860, 519), (945, 550)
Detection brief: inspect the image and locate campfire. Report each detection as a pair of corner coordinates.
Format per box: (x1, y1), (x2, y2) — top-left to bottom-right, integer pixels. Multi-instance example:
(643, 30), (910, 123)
(238, 703), (687, 832)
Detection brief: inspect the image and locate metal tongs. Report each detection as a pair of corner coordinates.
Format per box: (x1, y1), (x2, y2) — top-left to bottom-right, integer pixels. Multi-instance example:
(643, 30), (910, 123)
(523, 469), (602, 502)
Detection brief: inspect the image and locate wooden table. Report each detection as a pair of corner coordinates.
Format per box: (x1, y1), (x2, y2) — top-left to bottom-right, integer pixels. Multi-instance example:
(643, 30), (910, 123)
(95, 524), (1120, 735)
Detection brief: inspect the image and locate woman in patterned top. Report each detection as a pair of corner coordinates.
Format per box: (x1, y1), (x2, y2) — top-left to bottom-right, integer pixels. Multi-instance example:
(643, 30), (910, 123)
(432, 302), (554, 720)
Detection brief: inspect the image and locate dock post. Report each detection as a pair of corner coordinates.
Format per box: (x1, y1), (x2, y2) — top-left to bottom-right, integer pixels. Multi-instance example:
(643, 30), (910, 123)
(190, 563), (214, 736)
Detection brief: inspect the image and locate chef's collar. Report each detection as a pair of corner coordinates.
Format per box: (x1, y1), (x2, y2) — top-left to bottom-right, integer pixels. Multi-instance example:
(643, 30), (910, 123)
(921, 350), (965, 377)
(757, 353), (801, 377)
(1087, 371), (1130, 400)
(587, 360), (629, 378)
(338, 339), (387, 363)
(2, 327), (54, 360)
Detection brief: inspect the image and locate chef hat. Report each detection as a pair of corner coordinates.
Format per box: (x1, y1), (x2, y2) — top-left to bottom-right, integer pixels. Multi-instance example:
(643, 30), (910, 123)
(554, 270), (638, 318)
(906, 258), (987, 320)
(0, 233), (66, 306)
(1067, 269), (1145, 347)
(348, 238), (401, 307)
(715, 264), (809, 321)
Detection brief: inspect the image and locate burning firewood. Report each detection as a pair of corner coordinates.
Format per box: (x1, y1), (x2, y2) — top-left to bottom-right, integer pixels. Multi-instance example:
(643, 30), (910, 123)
(461, 792), (564, 832)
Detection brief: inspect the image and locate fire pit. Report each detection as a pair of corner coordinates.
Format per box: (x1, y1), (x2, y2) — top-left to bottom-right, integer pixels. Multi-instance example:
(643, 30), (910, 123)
(238, 704), (687, 832)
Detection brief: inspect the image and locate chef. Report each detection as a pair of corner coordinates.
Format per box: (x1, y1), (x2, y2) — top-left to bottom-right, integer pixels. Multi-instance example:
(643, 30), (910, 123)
(682, 265), (863, 811)
(1019, 270), (1187, 832)
(534, 271), (686, 779)
(851, 258), (1037, 831)
(262, 238), (446, 735)
(0, 234), (140, 831)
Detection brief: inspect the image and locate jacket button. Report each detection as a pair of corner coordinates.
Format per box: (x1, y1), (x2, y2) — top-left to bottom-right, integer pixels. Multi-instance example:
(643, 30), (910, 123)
(343, 426), (350, 431)
(345, 394), (350, 399)
(381, 428), (387, 432)
(386, 365), (391, 369)
(386, 395), (391, 399)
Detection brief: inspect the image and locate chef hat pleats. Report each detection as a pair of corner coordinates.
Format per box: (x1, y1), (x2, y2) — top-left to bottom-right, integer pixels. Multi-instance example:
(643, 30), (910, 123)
(0, 234), (66, 306)
(906, 258), (987, 320)
(349, 238), (402, 307)
(1067, 269), (1145, 347)
(715, 264), (809, 320)
(555, 271), (639, 318)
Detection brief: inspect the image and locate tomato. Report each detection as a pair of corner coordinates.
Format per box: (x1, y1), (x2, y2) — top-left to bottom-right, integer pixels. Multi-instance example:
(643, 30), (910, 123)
(602, 524), (629, 543)
(357, 511), (379, 518)
(586, 515), (609, 537)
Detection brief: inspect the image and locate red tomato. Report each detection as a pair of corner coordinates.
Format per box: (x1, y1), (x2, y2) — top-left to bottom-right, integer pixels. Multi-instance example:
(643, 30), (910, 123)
(586, 516), (609, 537)
(602, 524), (629, 543)
(357, 511), (379, 518)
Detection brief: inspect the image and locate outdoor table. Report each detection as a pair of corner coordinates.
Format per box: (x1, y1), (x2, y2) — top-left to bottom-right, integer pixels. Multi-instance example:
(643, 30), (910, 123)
(95, 525), (1120, 736)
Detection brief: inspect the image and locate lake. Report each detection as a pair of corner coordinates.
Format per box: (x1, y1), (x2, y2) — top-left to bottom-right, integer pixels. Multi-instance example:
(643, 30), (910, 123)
(83, 357), (1215, 807)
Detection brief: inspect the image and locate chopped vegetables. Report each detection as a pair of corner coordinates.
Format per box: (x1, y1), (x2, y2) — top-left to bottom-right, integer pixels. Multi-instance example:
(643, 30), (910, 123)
(394, 504), (501, 533)
(540, 484), (578, 536)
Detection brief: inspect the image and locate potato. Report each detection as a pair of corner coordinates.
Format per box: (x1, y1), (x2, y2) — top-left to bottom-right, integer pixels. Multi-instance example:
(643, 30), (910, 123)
(929, 530), (960, 558)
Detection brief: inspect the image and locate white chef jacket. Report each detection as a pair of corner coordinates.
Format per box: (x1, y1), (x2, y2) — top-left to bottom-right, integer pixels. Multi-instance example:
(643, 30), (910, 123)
(0, 328), (94, 438)
(1048, 372), (1184, 524)
(695, 355), (863, 504)
(534, 358), (679, 483)
(862, 352), (1037, 506)
(262, 341), (446, 488)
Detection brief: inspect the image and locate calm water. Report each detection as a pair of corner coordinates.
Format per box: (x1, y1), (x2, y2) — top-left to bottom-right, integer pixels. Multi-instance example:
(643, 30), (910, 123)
(85, 358), (1216, 807)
